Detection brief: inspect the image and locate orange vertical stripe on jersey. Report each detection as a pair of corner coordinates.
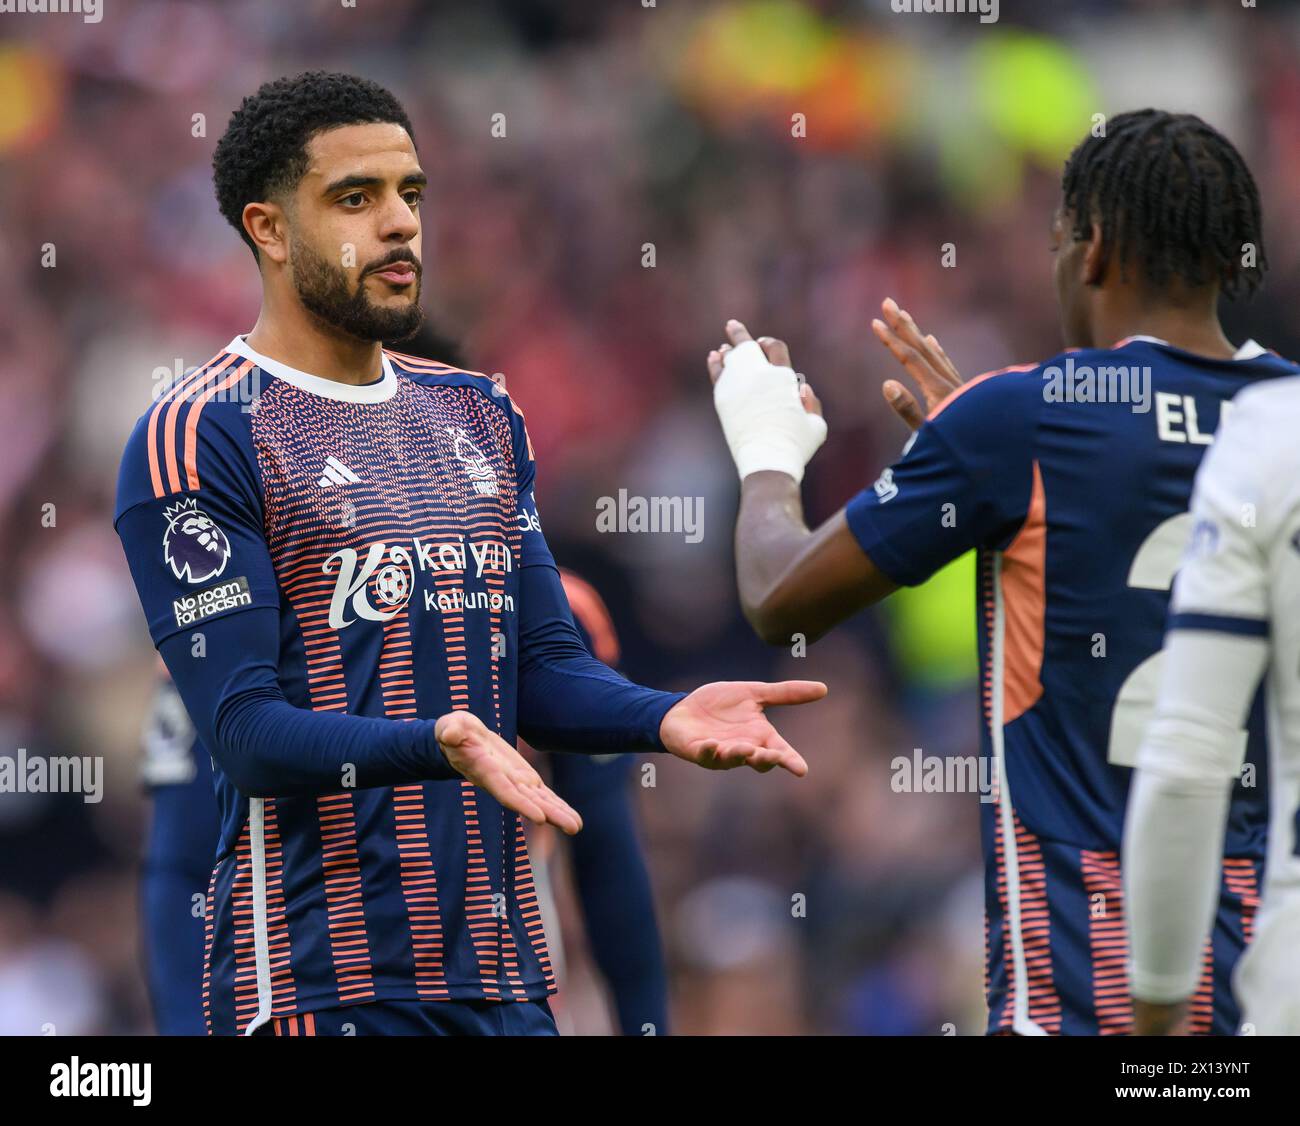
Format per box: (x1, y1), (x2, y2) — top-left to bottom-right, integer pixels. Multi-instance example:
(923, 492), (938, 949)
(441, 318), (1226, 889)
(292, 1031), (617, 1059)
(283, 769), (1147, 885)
(146, 351), (234, 498)
(392, 783), (451, 1000)
(164, 355), (240, 494)
(183, 360), (255, 491)
(1001, 461), (1046, 724)
(317, 793), (378, 1006)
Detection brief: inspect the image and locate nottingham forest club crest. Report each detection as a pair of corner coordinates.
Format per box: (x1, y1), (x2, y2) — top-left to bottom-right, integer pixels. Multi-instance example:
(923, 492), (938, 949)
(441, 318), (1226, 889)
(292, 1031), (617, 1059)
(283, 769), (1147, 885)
(162, 497), (232, 584)
(445, 426), (498, 497)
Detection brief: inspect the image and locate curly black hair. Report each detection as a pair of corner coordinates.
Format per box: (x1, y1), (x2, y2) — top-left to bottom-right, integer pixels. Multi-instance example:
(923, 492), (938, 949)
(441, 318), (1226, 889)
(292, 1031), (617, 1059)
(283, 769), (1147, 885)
(1061, 109), (1265, 299)
(212, 71), (416, 258)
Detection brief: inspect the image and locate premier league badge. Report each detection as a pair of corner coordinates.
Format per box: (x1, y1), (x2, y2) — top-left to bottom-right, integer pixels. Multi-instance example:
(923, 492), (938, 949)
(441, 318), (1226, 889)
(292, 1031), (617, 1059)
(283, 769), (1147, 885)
(163, 497), (232, 584)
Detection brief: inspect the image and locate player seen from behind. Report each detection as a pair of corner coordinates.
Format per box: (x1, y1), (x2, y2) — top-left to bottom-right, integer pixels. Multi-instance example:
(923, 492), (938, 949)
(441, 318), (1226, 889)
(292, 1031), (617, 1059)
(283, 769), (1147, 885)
(706, 109), (1296, 1035)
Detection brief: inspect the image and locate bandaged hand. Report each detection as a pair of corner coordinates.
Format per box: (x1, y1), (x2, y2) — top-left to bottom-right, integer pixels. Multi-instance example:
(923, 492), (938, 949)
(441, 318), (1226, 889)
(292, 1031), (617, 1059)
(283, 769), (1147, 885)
(707, 322), (827, 484)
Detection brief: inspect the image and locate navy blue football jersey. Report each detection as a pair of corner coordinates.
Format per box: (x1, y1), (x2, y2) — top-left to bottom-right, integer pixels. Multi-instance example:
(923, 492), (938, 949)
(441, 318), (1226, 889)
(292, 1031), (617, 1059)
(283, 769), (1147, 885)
(846, 337), (1297, 1033)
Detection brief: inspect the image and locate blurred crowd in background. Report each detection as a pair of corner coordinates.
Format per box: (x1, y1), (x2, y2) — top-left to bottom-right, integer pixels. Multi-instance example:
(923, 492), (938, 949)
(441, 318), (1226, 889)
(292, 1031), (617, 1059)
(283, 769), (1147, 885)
(2, 0), (1300, 1034)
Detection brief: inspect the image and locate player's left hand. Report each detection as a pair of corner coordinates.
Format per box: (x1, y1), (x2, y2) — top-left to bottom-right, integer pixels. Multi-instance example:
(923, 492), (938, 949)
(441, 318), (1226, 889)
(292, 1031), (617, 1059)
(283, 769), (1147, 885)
(1132, 998), (1191, 1036)
(658, 680), (825, 776)
(870, 298), (964, 429)
(435, 711), (584, 835)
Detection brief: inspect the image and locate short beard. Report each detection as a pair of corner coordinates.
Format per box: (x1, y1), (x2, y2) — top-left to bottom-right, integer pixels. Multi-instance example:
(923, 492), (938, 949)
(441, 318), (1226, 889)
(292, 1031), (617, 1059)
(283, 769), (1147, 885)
(290, 237), (424, 343)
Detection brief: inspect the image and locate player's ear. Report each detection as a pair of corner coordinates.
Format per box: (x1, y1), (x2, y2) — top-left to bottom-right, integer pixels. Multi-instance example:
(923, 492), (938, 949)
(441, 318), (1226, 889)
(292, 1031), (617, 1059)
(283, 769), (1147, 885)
(243, 201), (289, 266)
(1082, 219), (1106, 287)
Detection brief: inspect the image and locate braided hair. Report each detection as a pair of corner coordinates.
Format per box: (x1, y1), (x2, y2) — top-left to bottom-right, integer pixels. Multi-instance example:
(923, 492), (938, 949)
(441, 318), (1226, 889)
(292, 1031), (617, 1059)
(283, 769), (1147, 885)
(1061, 109), (1265, 299)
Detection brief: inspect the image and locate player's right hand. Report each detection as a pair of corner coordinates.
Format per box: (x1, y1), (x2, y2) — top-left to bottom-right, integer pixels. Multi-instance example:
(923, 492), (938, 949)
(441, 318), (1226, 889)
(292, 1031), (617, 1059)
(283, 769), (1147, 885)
(434, 711), (583, 835)
(706, 320), (826, 484)
(870, 298), (964, 430)
(706, 321), (825, 421)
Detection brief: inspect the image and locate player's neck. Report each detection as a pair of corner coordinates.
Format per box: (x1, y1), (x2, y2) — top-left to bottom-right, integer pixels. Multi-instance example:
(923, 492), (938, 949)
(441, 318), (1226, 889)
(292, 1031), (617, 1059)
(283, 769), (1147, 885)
(1094, 289), (1236, 360)
(244, 306), (385, 387)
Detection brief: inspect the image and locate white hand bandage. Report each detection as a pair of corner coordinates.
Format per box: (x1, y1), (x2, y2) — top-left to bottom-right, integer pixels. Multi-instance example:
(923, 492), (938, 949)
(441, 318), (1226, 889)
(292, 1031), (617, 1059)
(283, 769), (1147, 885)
(713, 340), (828, 483)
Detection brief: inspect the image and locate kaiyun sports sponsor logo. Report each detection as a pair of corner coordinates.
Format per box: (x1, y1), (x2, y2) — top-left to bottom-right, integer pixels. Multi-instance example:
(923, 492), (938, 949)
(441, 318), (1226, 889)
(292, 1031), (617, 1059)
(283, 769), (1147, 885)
(324, 534), (520, 630)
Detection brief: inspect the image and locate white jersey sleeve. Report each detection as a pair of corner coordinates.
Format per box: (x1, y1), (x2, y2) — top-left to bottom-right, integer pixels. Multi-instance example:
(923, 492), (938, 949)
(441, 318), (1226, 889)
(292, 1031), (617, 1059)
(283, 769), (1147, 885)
(1125, 376), (1300, 1008)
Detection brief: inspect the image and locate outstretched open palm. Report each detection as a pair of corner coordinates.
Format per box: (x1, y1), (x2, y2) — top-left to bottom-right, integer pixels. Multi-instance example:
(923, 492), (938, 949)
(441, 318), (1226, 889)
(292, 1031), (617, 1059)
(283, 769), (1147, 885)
(659, 680), (825, 775)
(436, 711), (583, 834)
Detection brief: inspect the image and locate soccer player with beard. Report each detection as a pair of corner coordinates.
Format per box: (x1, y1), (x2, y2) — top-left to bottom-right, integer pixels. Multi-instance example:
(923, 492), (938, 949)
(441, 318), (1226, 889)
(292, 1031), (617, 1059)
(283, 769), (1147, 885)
(114, 72), (823, 1036)
(133, 329), (667, 1037)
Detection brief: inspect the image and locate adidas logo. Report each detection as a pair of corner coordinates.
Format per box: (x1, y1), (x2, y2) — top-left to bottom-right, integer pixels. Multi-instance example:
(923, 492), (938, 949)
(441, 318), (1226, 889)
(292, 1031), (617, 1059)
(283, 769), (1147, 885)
(318, 456), (362, 489)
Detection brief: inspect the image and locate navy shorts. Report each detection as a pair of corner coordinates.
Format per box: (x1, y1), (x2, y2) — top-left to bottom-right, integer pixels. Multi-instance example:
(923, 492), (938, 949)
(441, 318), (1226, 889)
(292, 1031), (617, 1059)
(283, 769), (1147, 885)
(985, 813), (1261, 1035)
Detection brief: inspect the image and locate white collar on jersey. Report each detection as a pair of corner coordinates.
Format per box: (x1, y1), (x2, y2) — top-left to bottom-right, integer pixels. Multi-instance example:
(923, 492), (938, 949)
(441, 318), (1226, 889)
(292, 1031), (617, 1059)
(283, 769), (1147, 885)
(225, 335), (398, 403)
(1121, 333), (1268, 361)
